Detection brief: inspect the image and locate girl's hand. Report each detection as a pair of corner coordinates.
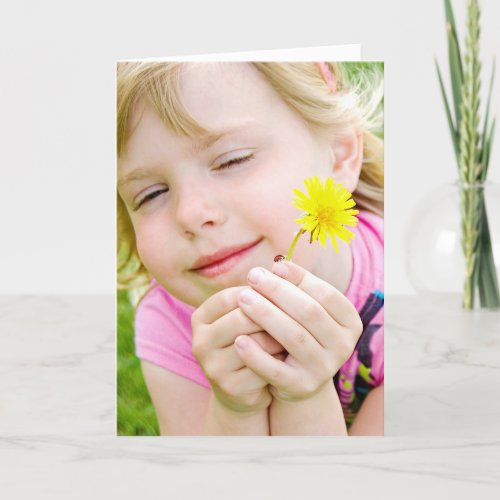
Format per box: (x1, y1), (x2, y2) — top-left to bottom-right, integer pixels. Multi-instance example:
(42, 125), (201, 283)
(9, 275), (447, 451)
(234, 261), (363, 403)
(191, 286), (285, 414)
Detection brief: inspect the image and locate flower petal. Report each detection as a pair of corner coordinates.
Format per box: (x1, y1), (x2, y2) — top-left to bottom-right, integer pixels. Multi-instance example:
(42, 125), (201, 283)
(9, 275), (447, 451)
(292, 176), (359, 251)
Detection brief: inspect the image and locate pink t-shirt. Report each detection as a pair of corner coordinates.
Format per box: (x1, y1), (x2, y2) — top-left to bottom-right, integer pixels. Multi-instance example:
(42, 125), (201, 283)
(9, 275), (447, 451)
(135, 210), (384, 426)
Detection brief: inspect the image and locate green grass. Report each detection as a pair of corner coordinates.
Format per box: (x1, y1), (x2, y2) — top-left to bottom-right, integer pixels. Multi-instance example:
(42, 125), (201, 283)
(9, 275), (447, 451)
(344, 61), (384, 139)
(117, 289), (159, 436)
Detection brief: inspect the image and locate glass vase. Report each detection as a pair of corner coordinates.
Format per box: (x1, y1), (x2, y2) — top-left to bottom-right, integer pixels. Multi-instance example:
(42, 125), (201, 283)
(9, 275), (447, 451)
(405, 181), (500, 310)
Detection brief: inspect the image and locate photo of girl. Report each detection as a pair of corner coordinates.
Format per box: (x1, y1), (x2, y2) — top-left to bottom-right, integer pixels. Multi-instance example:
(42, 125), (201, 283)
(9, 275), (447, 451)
(117, 61), (384, 435)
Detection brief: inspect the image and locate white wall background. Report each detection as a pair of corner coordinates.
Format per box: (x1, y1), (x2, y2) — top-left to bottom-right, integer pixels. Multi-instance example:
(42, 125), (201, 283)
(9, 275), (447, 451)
(0, 0), (498, 295)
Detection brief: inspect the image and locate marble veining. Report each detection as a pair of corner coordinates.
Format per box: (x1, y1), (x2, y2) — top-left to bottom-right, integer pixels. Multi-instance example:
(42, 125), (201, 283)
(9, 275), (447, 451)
(1, 294), (499, 497)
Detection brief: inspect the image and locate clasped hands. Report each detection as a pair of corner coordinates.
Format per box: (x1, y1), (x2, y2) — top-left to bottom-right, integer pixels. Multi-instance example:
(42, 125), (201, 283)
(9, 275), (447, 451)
(191, 260), (363, 414)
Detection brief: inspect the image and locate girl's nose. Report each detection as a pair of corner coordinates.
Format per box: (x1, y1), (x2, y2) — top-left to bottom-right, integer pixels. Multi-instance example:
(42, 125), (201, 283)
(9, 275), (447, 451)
(174, 183), (227, 237)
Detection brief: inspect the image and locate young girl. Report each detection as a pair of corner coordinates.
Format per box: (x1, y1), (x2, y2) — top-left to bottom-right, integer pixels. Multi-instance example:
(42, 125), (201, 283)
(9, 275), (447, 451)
(117, 61), (384, 435)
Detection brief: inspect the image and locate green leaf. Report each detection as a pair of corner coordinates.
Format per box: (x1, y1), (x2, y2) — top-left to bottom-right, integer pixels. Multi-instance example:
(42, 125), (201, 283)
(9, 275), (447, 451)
(445, 0), (460, 40)
(483, 117), (496, 180)
(480, 57), (495, 173)
(477, 203), (500, 308)
(435, 58), (459, 164)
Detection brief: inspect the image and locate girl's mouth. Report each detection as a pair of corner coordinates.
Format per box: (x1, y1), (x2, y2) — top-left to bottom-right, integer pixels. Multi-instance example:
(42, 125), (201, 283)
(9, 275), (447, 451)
(191, 238), (263, 278)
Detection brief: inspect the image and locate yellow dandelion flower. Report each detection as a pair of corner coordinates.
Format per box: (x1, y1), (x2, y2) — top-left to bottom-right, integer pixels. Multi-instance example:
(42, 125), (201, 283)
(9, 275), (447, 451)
(285, 176), (359, 260)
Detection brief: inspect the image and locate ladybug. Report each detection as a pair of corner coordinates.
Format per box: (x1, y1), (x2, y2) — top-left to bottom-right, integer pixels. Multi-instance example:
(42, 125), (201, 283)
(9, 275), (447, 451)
(274, 254), (285, 263)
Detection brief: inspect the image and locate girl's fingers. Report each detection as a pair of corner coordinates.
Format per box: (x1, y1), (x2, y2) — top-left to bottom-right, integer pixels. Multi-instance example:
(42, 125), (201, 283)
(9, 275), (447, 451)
(229, 366), (270, 392)
(248, 331), (285, 355)
(235, 335), (297, 389)
(244, 267), (343, 350)
(271, 260), (362, 331)
(192, 286), (247, 325)
(272, 352), (287, 362)
(211, 344), (247, 373)
(210, 306), (263, 347)
(207, 307), (285, 353)
(203, 330), (285, 377)
(237, 287), (323, 364)
(216, 332), (284, 373)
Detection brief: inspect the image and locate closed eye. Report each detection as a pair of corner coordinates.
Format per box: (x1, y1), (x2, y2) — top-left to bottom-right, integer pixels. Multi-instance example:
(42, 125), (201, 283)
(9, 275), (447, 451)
(216, 153), (255, 171)
(134, 188), (169, 211)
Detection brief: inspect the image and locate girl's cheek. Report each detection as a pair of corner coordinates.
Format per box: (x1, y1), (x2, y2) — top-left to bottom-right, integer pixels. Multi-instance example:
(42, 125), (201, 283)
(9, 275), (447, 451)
(135, 223), (170, 271)
(135, 230), (154, 271)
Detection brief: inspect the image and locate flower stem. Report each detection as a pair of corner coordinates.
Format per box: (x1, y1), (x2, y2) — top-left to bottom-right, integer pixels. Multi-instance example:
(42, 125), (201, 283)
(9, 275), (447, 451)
(285, 229), (307, 261)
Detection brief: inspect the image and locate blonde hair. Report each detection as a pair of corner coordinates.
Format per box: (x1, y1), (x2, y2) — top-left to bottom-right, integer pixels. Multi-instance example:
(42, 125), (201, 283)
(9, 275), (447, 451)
(116, 62), (384, 289)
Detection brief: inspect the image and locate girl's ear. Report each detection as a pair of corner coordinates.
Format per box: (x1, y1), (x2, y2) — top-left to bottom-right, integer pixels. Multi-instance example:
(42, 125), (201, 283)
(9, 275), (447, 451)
(330, 129), (363, 193)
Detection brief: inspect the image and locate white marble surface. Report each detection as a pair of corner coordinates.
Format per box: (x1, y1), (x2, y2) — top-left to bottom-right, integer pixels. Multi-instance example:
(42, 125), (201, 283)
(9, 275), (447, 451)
(1, 294), (499, 498)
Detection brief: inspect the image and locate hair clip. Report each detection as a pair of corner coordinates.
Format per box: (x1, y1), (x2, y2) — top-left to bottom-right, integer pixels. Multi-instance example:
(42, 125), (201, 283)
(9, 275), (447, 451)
(315, 62), (337, 95)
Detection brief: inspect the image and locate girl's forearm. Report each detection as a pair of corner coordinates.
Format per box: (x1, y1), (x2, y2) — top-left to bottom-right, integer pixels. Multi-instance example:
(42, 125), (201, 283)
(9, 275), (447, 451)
(202, 392), (270, 435)
(269, 382), (347, 436)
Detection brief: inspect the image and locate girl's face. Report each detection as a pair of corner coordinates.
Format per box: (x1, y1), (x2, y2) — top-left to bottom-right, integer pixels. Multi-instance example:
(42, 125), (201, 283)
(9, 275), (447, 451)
(118, 63), (354, 307)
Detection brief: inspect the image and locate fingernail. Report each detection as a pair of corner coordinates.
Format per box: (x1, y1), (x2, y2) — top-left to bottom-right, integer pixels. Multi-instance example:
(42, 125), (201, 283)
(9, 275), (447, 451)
(235, 336), (247, 349)
(248, 267), (266, 285)
(240, 289), (258, 305)
(272, 261), (288, 278)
